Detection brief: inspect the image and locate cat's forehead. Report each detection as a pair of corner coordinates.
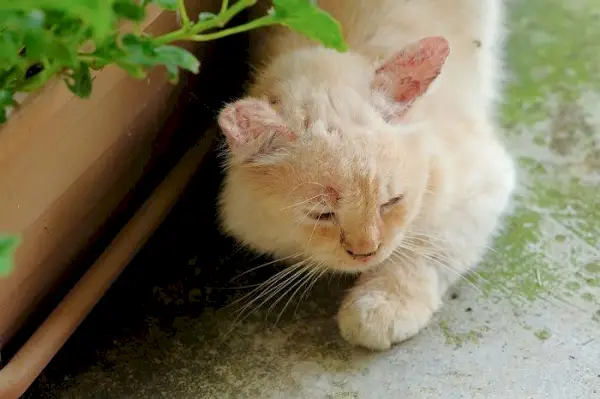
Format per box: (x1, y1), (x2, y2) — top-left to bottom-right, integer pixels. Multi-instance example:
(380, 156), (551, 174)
(272, 87), (389, 141)
(292, 137), (399, 190)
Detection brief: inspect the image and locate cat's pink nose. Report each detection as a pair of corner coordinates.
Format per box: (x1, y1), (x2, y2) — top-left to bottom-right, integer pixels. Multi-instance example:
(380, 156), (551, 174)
(340, 229), (380, 262)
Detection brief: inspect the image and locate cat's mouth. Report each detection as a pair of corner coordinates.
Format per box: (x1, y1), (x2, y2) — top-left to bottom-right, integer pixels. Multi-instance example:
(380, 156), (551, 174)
(334, 247), (393, 273)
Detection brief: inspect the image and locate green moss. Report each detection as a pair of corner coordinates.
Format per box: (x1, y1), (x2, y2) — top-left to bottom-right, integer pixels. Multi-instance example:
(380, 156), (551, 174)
(566, 281), (581, 291)
(534, 329), (552, 341)
(585, 278), (600, 288)
(503, 0), (600, 128)
(554, 234), (567, 243)
(438, 321), (489, 349)
(464, 0), (600, 316)
(581, 292), (595, 302)
(585, 263), (600, 274)
(474, 207), (559, 303)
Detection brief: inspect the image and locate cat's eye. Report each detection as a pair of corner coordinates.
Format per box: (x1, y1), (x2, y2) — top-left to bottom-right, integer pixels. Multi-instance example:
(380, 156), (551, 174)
(381, 195), (404, 208)
(309, 212), (335, 221)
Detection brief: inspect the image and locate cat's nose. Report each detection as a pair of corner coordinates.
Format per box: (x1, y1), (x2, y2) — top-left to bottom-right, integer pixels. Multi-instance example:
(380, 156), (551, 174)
(340, 228), (381, 261)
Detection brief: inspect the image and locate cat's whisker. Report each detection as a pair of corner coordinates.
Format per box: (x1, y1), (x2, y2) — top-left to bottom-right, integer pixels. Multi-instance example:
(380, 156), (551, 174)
(274, 262), (326, 324)
(292, 263), (329, 319)
(402, 239), (515, 299)
(280, 194), (324, 211)
(304, 214), (322, 252)
(266, 261), (319, 317)
(393, 234), (498, 295)
(400, 238), (497, 288)
(229, 253), (303, 282)
(303, 263), (328, 303)
(406, 229), (500, 255)
(227, 259), (308, 310)
(205, 282), (264, 290)
(231, 258), (315, 323)
(295, 201), (321, 228)
(246, 264), (315, 321)
(394, 245), (484, 295)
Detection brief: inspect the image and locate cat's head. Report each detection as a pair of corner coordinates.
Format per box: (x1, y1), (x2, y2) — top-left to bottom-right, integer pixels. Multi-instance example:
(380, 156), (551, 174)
(217, 37), (449, 273)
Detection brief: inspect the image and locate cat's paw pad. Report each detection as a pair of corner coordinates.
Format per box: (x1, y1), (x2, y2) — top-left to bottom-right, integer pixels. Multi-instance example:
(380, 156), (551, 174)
(337, 292), (433, 351)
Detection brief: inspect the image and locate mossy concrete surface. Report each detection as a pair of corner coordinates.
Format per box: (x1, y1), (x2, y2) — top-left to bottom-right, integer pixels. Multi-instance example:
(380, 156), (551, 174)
(26, 0), (600, 397)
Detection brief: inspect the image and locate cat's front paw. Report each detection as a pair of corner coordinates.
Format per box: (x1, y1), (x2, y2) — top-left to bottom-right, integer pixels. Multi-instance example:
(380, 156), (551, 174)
(337, 291), (435, 351)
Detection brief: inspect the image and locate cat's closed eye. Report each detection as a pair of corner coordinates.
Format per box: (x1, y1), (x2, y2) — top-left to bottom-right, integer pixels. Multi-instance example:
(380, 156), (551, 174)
(309, 211), (335, 221)
(381, 195), (404, 208)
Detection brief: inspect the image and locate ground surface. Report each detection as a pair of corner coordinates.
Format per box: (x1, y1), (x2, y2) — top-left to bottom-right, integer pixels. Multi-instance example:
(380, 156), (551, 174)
(25, 0), (600, 397)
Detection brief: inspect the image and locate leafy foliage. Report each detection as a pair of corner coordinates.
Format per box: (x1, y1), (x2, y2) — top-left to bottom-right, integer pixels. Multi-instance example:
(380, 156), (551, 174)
(0, 0), (347, 276)
(0, 235), (21, 276)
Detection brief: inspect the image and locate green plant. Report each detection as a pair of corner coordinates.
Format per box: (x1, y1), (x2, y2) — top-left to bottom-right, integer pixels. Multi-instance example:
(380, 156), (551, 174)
(0, 0), (347, 276)
(0, 235), (21, 276)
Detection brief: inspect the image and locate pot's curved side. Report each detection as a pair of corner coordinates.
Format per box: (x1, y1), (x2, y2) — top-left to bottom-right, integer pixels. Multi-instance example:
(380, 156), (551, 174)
(0, 132), (215, 399)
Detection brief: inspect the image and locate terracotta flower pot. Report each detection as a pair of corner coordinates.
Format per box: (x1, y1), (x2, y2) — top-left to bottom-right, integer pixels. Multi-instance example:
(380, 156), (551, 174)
(0, 2), (220, 396)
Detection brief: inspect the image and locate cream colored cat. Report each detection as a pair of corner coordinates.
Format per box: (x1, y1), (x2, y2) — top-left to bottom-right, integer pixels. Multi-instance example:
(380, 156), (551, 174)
(217, 0), (516, 350)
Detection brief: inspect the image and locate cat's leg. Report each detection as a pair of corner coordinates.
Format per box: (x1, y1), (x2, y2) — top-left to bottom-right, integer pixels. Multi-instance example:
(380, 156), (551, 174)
(337, 256), (443, 351)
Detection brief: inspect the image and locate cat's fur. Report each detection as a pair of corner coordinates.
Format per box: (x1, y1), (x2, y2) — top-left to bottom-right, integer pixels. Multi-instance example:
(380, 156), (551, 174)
(216, 0), (515, 350)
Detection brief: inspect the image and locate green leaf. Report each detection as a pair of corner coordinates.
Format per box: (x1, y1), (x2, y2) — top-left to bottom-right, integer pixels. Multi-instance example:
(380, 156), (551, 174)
(48, 41), (78, 67)
(120, 34), (159, 66)
(117, 61), (147, 79)
(198, 12), (217, 21)
(0, 89), (16, 123)
(0, 89), (17, 108)
(153, 0), (178, 11)
(44, 10), (84, 38)
(0, 1), (115, 39)
(0, 235), (21, 277)
(0, 32), (23, 64)
(92, 33), (126, 61)
(271, 0), (347, 52)
(23, 32), (47, 60)
(64, 62), (92, 98)
(154, 45), (200, 73)
(119, 34), (200, 80)
(113, 0), (147, 22)
(0, 9), (45, 31)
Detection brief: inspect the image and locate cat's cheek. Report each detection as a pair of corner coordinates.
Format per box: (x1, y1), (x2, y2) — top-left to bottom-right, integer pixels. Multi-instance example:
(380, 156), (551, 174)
(380, 206), (409, 244)
(299, 223), (339, 251)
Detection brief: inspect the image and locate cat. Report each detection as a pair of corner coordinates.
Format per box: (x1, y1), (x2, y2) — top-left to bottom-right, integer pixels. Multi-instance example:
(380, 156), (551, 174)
(216, 0), (516, 350)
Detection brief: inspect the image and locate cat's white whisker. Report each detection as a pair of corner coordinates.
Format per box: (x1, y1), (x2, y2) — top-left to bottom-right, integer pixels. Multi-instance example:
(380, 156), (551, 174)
(280, 194), (323, 211)
(273, 262), (325, 323)
(295, 201), (321, 228)
(232, 258), (316, 322)
(293, 262), (329, 319)
(229, 252), (303, 282)
(304, 214), (322, 252)
(394, 246), (484, 296)
(266, 261), (318, 316)
(227, 259), (308, 311)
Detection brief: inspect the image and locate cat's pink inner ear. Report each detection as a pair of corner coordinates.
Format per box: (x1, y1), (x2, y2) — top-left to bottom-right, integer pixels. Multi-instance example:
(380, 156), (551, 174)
(218, 98), (296, 148)
(373, 36), (450, 104)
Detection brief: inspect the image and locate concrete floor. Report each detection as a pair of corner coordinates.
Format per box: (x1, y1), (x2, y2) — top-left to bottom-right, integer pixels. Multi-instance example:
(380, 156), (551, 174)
(26, 0), (600, 397)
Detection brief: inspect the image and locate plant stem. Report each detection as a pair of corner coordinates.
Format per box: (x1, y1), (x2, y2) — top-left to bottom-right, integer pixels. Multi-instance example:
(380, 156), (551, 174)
(177, 0), (191, 27)
(153, 0), (257, 45)
(220, 0), (229, 15)
(190, 14), (275, 41)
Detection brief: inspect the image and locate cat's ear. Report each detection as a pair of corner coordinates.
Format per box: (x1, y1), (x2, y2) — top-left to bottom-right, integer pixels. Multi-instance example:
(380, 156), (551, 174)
(218, 98), (296, 163)
(372, 36), (449, 117)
